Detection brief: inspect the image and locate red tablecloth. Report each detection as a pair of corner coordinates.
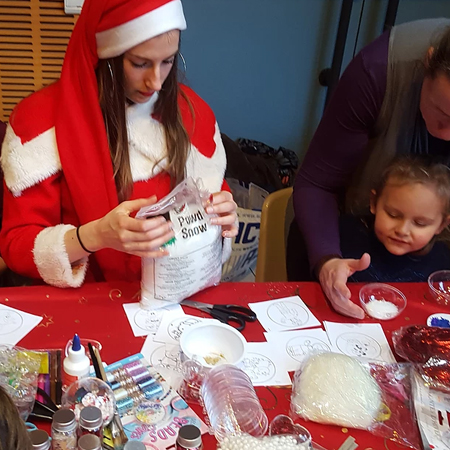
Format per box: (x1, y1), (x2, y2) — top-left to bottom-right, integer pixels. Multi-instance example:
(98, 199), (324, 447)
(1, 281), (445, 450)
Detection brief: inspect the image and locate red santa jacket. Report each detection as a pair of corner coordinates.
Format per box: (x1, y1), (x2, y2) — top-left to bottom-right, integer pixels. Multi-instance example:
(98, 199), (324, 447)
(0, 83), (227, 287)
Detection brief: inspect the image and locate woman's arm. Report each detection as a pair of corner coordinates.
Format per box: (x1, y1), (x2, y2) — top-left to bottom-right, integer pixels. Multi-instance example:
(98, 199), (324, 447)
(64, 196), (175, 260)
(293, 32), (389, 318)
(294, 31), (389, 274)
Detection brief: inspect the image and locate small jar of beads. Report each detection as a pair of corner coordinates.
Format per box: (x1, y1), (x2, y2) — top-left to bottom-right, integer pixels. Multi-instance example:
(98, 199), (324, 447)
(78, 406), (104, 440)
(52, 408), (78, 450)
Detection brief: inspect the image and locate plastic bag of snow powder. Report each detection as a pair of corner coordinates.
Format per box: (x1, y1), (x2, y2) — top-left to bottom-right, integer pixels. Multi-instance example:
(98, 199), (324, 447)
(136, 178), (224, 310)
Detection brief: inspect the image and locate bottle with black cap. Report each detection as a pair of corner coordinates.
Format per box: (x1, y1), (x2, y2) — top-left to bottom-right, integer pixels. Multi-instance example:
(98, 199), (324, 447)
(77, 434), (102, 450)
(176, 424), (203, 450)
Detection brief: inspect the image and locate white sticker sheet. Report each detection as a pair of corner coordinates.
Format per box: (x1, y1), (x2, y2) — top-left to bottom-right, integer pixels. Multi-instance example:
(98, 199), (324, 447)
(122, 302), (183, 337)
(323, 321), (396, 363)
(264, 328), (331, 372)
(248, 296), (321, 332)
(0, 304), (42, 345)
(238, 342), (292, 386)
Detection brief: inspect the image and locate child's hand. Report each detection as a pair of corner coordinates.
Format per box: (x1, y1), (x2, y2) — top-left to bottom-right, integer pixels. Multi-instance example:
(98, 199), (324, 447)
(319, 253), (371, 319)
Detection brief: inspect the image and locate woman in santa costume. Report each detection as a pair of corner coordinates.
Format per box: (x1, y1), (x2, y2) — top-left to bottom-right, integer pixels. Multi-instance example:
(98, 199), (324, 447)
(0, 0), (237, 287)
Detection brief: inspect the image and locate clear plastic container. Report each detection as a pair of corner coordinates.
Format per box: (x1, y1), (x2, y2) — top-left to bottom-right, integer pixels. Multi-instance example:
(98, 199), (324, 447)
(78, 406), (104, 440)
(78, 434), (102, 450)
(52, 408), (77, 450)
(200, 364), (268, 442)
(29, 429), (51, 450)
(359, 283), (406, 320)
(428, 270), (450, 306)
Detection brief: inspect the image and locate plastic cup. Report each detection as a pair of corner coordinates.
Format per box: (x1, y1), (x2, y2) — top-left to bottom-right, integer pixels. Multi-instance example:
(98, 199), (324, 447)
(200, 364), (268, 442)
(428, 270), (450, 306)
(359, 283), (406, 320)
(269, 414), (312, 448)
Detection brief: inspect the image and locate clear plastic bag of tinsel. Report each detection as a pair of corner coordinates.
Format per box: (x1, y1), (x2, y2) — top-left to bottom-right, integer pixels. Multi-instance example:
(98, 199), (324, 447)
(393, 325), (450, 392)
(0, 345), (41, 420)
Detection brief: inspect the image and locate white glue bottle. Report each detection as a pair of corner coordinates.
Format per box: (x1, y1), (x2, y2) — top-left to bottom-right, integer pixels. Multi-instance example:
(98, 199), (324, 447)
(63, 334), (90, 388)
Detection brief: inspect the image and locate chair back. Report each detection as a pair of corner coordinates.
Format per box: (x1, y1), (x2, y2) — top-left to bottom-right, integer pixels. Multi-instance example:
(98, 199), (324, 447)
(255, 187), (294, 282)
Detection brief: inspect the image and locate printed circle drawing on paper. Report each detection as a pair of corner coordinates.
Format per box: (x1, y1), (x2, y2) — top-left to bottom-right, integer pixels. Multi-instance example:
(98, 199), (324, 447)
(336, 333), (381, 359)
(267, 301), (309, 327)
(286, 336), (331, 362)
(134, 309), (163, 332)
(0, 310), (23, 335)
(150, 344), (182, 373)
(167, 317), (201, 341)
(240, 352), (276, 384)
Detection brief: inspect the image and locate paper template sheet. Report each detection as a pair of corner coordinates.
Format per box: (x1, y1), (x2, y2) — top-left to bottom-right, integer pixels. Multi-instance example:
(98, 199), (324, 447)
(0, 304), (42, 345)
(323, 321), (396, 363)
(153, 312), (213, 346)
(249, 296), (321, 332)
(264, 328), (331, 372)
(123, 302), (183, 337)
(141, 336), (183, 389)
(238, 342), (292, 387)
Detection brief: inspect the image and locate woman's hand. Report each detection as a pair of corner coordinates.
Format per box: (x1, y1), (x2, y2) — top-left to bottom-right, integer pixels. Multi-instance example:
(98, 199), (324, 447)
(318, 253), (371, 319)
(84, 196), (174, 258)
(206, 191), (238, 238)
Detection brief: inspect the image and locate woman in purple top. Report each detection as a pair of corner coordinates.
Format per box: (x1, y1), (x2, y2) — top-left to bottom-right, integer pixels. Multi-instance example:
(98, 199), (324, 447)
(291, 19), (450, 318)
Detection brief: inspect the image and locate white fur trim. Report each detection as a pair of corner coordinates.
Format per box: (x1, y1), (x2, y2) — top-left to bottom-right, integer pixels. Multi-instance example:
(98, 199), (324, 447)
(96, 0), (186, 59)
(3, 97), (226, 196)
(33, 224), (88, 288)
(127, 96), (169, 181)
(127, 98), (226, 192)
(186, 122), (226, 193)
(2, 125), (61, 197)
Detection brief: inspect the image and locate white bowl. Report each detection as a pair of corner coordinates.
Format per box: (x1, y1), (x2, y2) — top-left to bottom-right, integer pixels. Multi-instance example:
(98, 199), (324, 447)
(180, 322), (246, 368)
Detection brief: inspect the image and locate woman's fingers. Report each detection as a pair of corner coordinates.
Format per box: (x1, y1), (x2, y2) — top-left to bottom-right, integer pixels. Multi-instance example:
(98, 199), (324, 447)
(206, 191), (238, 237)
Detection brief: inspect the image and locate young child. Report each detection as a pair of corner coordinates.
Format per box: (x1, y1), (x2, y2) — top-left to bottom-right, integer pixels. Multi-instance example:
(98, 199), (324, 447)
(0, 385), (33, 450)
(340, 157), (450, 282)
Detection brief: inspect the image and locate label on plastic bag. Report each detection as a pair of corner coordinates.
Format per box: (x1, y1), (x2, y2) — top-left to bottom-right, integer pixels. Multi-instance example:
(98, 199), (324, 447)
(412, 371), (450, 449)
(152, 204), (222, 300)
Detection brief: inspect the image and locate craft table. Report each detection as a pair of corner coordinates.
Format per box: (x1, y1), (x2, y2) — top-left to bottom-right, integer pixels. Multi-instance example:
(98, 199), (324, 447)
(1, 281), (441, 449)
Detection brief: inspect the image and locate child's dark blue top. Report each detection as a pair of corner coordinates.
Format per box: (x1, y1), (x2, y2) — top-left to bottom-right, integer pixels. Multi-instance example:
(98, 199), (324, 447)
(339, 215), (450, 282)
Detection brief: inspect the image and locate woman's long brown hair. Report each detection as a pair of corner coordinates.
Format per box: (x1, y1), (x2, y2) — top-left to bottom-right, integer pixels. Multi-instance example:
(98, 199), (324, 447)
(96, 44), (191, 202)
(0, 385), (33, 450)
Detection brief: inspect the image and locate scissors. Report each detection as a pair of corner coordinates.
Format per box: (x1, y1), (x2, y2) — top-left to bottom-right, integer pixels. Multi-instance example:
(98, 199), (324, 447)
(180, 300), (257, 331)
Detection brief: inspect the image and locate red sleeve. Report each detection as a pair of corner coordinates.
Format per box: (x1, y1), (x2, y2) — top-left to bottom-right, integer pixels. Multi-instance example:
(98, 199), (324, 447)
(221, 179), (230, 193)
(179, 84), (217, 158)
(0, 174), (62, 279)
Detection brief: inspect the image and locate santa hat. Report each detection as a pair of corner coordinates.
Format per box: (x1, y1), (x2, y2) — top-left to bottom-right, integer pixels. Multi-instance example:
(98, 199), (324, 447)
(96, 0), (187, 59)
(51, 0), (188, 281)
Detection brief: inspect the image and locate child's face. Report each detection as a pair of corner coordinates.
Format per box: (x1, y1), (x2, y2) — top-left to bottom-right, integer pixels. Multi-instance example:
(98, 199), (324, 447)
(370, 181), (449, 255)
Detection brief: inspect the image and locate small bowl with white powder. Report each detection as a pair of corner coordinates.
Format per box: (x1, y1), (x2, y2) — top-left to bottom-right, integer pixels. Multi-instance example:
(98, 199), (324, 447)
(359, 283), (406, 320)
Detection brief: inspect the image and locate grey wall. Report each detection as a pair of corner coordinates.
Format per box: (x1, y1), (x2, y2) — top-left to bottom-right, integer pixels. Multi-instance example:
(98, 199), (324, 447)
(180, 0), (450, 158)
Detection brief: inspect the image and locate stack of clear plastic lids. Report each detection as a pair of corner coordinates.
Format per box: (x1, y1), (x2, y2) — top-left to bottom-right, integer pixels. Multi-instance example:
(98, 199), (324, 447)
(200, 364), (268, 442)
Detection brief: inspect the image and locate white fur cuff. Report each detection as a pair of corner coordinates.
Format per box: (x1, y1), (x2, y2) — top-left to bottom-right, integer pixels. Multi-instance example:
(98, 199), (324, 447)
(33, 224), (88, 288)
